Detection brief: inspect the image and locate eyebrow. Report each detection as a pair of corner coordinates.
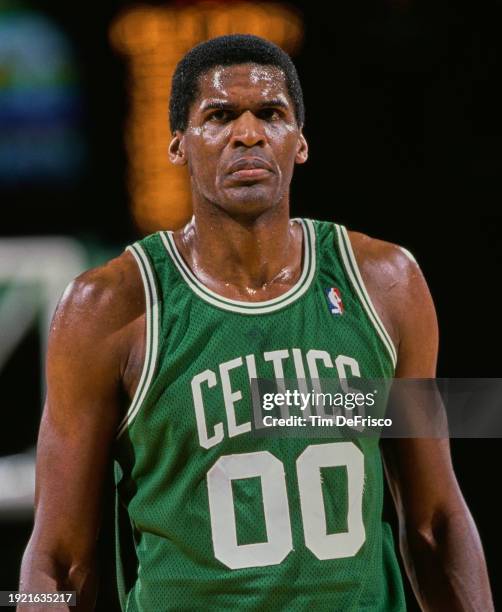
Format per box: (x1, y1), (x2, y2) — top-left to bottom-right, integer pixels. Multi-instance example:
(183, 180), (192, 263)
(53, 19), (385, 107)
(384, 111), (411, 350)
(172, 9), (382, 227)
(200, 98), (290, 112)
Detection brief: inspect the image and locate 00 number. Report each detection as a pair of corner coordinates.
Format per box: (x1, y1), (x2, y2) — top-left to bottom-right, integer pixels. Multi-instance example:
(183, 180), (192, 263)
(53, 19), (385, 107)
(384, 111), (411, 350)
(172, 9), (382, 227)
(206, 441), (365, 569)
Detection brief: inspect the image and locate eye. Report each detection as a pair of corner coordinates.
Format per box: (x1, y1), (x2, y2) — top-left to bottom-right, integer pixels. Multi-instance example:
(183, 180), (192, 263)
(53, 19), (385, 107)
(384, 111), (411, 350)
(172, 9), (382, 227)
(207, 109), (231, 122)
(258, 108), (282, 121)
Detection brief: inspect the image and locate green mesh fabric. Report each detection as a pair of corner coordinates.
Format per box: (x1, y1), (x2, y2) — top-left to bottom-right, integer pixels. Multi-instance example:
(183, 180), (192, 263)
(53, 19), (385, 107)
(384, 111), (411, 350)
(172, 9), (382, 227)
(113, 219), (406, 611)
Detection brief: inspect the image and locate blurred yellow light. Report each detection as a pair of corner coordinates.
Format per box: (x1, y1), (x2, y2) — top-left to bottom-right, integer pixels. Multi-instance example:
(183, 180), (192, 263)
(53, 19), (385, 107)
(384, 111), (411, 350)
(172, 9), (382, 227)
(110, 2), (303, 235)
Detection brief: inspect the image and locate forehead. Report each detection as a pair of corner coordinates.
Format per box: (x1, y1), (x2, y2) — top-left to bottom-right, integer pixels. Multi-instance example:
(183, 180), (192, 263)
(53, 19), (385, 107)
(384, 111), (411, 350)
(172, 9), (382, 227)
(195, 63), (289, 105)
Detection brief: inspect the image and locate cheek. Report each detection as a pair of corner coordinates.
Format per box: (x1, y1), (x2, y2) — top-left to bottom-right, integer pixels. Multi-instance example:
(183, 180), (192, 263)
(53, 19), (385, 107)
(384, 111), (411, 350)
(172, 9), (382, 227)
(267, 128), (302, 167)
(186, 135), (224, 189)
(267, 122), (298, 143)
(199, 123), (231, 148)
(189, 129), (228, 167)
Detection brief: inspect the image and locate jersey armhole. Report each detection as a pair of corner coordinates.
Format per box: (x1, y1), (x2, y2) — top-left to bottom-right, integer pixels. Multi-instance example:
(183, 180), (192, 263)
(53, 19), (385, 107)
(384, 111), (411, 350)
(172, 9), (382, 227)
(115, 243), (160, 439)
(334, 224), (398, 370)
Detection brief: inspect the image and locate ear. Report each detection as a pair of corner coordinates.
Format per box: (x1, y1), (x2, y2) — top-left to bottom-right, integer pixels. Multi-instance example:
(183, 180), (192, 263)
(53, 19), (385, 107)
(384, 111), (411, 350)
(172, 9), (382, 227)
(169, 131), (187, 166)
(295, 131), (308, 165)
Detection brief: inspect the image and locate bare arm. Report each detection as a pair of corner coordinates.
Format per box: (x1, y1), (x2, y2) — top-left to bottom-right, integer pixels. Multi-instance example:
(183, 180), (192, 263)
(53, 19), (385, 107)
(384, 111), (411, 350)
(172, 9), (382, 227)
(351, 233), (494, 612)
(18, 252), (143, 611)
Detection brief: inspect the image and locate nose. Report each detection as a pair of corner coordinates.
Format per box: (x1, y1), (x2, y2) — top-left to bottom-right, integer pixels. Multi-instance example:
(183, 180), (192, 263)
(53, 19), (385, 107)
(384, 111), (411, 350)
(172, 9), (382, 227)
(229, 110), (266, 148)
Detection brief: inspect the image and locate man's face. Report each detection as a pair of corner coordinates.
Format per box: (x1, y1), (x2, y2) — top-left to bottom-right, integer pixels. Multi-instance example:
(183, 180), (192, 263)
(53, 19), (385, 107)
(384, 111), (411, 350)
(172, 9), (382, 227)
(169, 63), (308, 217)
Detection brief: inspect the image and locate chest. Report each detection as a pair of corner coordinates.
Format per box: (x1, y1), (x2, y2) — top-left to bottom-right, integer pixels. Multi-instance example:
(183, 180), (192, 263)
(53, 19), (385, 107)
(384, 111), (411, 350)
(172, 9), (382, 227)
(121, 279), (391, 412)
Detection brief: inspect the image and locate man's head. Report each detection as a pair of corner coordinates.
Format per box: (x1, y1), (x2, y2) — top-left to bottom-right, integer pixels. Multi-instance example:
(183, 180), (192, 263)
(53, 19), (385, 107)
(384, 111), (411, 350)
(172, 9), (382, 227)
(168, 34), (308, 218)
(169, 34), (305, 133)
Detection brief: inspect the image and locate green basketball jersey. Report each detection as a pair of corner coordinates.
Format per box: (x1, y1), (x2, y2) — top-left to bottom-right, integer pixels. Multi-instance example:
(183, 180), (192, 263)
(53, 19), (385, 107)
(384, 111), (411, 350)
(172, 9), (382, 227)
(113, 218), (406, 611)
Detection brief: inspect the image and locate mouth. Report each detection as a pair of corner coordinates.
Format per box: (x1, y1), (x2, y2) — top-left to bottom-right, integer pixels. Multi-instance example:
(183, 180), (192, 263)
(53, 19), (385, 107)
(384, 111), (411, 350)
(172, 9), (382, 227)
(229, 168), (272, 180)
(226, 157), (273, 182)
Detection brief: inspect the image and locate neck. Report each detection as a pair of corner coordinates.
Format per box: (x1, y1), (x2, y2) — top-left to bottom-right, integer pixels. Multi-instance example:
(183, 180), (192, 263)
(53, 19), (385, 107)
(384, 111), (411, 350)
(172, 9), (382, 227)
(174, 205), (303, 297)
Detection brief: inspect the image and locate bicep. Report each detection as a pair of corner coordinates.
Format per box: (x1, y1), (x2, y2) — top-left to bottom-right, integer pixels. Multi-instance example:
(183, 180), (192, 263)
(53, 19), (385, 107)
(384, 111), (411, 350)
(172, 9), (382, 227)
(394, 251), (439, 378)
(382, 254), (464, 527)
(30, 276), (125, 566)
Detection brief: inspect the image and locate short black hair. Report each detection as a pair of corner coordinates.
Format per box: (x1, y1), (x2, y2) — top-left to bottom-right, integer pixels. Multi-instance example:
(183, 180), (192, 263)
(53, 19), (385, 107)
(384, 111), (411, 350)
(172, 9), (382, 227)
(169, 34), (304, 133)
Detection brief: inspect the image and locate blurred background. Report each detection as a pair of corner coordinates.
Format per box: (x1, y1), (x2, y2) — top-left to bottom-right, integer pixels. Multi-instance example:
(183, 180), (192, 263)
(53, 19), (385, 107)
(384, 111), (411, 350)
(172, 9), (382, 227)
(1, 0), (501, 609)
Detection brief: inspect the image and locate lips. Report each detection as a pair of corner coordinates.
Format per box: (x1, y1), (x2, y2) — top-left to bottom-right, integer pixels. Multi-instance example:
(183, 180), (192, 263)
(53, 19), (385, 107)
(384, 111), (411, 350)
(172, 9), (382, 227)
(227, 157), (273, 174)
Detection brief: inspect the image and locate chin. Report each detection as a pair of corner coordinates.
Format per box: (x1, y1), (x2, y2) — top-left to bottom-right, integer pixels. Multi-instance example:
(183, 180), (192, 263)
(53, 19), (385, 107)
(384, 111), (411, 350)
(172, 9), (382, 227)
(219, 186), (280, 216)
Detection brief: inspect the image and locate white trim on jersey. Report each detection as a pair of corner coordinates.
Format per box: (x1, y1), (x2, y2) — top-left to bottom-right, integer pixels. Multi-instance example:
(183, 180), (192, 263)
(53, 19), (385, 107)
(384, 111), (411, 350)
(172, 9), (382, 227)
(335, 225), (398, 369)
(159, 218), (317, 315)
(116, 243), (160, 438)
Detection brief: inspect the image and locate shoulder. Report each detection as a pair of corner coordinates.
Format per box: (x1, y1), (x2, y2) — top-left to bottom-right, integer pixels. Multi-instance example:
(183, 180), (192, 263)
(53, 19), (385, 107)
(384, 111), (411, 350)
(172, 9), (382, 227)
(346, 230), (421, 290)
(50, 249), (144, 352)
(345, 229), (437, 356)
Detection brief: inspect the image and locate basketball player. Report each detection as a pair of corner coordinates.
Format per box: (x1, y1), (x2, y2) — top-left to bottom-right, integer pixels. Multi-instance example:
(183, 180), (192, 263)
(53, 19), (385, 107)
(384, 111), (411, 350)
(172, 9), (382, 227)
(19, 35), (493, 611)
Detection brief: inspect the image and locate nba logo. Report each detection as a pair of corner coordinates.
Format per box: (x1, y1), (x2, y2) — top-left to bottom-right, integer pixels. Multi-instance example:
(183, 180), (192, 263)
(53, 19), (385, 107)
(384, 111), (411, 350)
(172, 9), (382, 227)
(326, 287), (344, 315)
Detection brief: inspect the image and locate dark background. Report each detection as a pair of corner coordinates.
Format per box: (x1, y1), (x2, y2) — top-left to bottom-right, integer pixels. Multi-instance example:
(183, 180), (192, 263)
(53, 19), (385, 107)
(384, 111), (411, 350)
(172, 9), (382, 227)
(1, 1), (501, 609)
